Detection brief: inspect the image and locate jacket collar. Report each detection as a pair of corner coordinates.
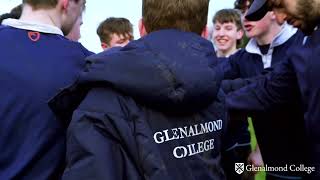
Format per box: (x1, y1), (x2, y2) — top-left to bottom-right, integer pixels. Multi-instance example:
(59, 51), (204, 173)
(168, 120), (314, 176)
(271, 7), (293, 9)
(2, 18), (63, 36)
(245, 22), (298, 55)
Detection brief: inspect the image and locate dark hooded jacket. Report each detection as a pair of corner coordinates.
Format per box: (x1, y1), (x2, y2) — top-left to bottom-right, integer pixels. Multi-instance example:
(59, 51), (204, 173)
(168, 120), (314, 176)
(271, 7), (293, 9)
(50, 29), (226, 180)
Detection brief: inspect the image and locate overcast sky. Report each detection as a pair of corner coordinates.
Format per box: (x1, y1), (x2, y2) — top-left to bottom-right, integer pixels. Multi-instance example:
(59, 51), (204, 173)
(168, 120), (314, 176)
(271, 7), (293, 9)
(0, 0), (234, 53)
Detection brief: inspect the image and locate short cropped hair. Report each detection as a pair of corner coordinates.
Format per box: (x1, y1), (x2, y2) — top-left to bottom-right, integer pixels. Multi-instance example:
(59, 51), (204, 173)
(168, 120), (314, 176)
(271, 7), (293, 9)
(97, 17), (133, 45)
(23, 0), (80, 10)
(212, 9), (243, 31)
(142, 0), (209, 35)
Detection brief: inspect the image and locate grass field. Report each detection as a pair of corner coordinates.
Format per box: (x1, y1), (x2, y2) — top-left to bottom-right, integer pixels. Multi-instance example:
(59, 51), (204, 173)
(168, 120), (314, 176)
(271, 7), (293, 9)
(248, 118), (266, 180)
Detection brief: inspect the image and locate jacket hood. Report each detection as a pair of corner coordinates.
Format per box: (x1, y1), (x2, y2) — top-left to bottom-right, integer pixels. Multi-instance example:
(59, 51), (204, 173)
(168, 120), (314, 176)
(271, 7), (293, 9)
(78, 30), (221, 114)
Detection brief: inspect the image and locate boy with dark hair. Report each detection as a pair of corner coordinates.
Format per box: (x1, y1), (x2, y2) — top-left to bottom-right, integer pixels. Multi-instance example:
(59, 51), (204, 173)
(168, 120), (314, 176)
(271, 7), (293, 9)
(212, 8), (244, 57)
(97, 17), (133, 50)
(0, 0), (92, 179)
(50, 0), (227, 179)
(212, 9), (250, 180)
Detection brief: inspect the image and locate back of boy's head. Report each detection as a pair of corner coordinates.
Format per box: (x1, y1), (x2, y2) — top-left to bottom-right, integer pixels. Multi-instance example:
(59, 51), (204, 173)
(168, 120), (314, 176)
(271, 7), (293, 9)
(23, 0), (80, 9)
(142, 0), (209, 35)
(212, 9), (243, 31)
(97, 17), (133, 45)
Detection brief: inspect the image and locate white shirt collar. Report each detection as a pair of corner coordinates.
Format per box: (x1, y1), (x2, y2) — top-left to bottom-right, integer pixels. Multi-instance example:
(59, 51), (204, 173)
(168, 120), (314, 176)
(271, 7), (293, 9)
(2, 18), (63, 36)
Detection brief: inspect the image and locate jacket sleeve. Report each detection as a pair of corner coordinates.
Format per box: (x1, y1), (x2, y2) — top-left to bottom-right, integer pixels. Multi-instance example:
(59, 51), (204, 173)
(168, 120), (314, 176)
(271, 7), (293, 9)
(211, 51), (242, 80)
(226, 57), (297, 113)
(225, 52), (242, 79)
(62, 88), (143, 180)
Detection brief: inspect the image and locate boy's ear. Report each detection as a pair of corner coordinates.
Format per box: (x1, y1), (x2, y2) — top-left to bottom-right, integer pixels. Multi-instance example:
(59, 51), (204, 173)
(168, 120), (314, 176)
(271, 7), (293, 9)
(237, 29), (244, 40)
(139, 19), (147, 37)
(201, 25), (208, 39)
(101, 42), (108, 50)
(269, 11), (277, 20)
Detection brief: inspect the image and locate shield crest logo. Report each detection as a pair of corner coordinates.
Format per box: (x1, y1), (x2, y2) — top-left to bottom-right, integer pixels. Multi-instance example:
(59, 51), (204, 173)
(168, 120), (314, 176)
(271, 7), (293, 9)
(28, 31), (40, 42)
(235, 163), (245, 174)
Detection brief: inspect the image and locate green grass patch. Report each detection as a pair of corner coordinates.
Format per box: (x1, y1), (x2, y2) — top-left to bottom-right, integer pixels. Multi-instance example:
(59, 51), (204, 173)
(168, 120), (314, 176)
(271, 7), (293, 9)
(248, 118), (266, 180)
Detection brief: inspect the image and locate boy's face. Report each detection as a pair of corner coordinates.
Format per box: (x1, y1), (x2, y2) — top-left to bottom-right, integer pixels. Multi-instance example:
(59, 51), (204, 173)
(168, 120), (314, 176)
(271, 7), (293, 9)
(243, 11), (274, 38)
(212, 22), (242, 53)
(102, 33), (132, 50)
(271, 0), (318, 34)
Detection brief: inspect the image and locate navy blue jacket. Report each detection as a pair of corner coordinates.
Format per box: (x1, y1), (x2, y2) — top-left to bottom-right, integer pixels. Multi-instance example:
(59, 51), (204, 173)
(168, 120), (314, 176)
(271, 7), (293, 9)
(226, 25), (320, 178)
(220, 26), (309, 178)
(51, 30), (226, 180)
(0, 25), (92, 179)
